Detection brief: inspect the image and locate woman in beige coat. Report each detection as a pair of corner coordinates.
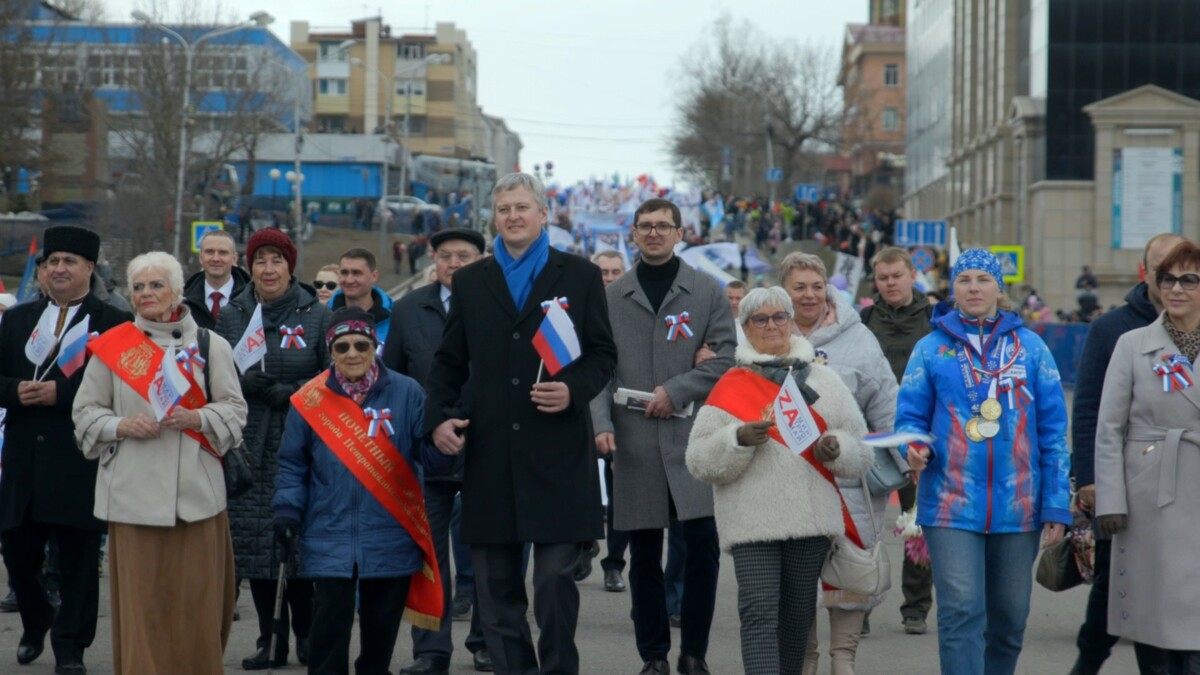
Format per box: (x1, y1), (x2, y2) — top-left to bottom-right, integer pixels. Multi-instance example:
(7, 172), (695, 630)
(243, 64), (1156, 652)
(1096, 240), (1200, 672)
(73, 251), (247, 675)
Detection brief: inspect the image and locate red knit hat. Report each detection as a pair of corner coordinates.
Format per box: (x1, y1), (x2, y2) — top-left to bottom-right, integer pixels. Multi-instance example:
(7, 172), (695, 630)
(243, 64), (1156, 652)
(246, 228), (297, 274)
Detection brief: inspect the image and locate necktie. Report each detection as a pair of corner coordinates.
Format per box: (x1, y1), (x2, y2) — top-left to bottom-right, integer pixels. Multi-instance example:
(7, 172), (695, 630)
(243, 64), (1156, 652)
(210, 291), (224, 320)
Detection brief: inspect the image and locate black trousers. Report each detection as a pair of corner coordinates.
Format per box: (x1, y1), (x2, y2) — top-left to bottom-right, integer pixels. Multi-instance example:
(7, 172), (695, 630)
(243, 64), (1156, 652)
(897, 482), (933, 620)
(411, 481), (485, 663)
(1167, 651), (1200, 675)
(600, 456), (630, 574)
(249, 576), (313, 651)
(1, 520), (100, 664)
(1075, 537), (1169, 674)
(628, 517), (720, 662)
(309, 572), (411, 675)
(472, 542), (580, 675)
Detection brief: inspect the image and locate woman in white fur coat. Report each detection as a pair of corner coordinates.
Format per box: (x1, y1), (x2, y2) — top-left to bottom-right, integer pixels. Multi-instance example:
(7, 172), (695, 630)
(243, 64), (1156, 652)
(686, 287), (874, 675)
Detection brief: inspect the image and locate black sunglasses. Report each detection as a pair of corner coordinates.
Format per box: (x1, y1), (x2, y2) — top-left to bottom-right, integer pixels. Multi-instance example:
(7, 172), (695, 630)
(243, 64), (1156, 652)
(1157, 272), (1200, 291)
(312, 280), (338, 290)
(332, 340), (373, 355)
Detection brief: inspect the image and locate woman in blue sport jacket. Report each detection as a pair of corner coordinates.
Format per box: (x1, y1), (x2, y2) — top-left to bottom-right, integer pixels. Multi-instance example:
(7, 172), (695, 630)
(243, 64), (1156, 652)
(274, 307), (452, 674)
(895, 249), (1071, 675)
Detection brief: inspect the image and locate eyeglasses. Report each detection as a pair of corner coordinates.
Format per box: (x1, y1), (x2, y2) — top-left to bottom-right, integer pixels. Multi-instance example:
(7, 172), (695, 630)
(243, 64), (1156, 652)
(633, 222), (680, 236)
(312, 280), (338, 290)
(747, 312), (791, 328)
(332, 340), (374, 355)
(1157, 273), (1200, 291)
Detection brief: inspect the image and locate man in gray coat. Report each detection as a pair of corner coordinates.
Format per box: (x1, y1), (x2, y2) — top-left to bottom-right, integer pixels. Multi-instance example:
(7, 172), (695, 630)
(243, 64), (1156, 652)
(590, 198), (736, 675)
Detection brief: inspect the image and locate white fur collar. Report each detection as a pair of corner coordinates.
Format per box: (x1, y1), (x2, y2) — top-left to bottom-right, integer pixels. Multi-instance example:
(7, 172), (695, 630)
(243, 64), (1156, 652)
(735, 335), (815, 366)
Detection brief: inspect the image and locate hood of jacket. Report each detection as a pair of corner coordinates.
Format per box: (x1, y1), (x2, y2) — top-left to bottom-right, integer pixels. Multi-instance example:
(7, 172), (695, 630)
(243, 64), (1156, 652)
(930, 300), (1026, 348)
(806, 289), (863, 349)
(328, 286), (394, 326)
(1123, 281), (1158, 323)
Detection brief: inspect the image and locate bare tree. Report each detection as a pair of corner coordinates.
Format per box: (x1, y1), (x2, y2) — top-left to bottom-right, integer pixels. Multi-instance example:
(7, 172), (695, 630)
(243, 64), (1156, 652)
(670, 15), (841, 197)
(0, 2), (40, 209)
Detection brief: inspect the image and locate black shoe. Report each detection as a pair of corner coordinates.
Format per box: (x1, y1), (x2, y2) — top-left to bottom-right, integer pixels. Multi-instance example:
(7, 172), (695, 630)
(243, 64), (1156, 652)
(639, 659), (670, 674)
(398, 656), (449, 675)
(241, 644), (287, 670)
(473, 648), (494, 672)
(452, 592), (472, 621)
(572, 541), (600, 582)
(16, 633), (46, 665)
(232, 608), (240, 621)
(0, 591), (17, 613)
(860, 615), (871, 636)
(668, 613), (682, 628)
(603, 568), (625, 592)
(677, 653), (711, 675)
(54, 661), (87, 675)
(296, 637), (308, 666)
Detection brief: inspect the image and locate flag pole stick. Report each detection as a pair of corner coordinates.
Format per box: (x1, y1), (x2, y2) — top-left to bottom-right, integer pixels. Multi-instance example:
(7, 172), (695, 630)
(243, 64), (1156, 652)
(536, 360), (545, 384)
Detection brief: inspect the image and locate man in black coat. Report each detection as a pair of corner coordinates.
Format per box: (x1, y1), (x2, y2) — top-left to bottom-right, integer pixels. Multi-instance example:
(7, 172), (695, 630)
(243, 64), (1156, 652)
(385, 228), (492, 675)
(1069, 233), (1180, 675)
(425, 173), (617, 675)
(0, 226), (131, 674)
(182, 228), (249, 330)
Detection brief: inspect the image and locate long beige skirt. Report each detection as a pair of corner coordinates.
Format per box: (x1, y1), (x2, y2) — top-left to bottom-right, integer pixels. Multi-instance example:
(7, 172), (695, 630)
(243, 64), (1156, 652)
(109, 511), (236, 675)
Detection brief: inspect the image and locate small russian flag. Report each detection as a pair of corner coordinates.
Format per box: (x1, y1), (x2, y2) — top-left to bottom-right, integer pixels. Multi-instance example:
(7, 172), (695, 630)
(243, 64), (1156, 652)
(532, 301), (581, 376)
(56, 315), (92, 378)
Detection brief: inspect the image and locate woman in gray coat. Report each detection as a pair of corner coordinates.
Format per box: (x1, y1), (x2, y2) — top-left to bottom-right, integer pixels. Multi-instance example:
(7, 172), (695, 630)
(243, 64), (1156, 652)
(215, 228), (332, 670)
(1095, 240), (1200, 672)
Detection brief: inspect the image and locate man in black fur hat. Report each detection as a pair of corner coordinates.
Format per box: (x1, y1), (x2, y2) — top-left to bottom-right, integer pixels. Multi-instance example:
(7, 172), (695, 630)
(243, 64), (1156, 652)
(0, 225), (131, 674)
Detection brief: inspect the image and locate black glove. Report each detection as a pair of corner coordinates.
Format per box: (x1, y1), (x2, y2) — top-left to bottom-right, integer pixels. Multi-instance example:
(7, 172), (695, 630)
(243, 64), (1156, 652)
(242, 370), (273, 397)
(1095, 514), (1128, 538)
(273, 517), (300, 562)
(813, 435), (841, 463)
(736, 421), (773, 447)
(264, 383), (295, 410)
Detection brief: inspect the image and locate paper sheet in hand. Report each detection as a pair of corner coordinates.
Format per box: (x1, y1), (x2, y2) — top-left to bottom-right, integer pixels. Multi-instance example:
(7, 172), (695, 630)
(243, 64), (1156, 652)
(862, 431), (935, 448)
(613, 387), (694, 419)
(773, 372), (820, 456)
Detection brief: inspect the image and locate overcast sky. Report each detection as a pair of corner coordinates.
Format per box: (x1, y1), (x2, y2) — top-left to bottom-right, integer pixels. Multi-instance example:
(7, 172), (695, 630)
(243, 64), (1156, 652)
(103, 0), (865, 186)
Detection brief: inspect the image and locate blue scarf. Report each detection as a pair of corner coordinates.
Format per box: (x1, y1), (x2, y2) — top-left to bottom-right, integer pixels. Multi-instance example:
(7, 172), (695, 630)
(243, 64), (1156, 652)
(494, 229), (550, 311)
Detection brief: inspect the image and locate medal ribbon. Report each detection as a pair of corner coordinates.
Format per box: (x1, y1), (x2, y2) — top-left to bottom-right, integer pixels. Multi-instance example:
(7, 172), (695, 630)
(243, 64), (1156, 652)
(998, 376), (1033, 407)
(174, 343), (207, 375)
(1153, 354), (1194, 392)
(280, 325), (307, 350)
(956, 333), (1020, 407)
(364, 407), (395, 438)
(665, 312), (694, 342)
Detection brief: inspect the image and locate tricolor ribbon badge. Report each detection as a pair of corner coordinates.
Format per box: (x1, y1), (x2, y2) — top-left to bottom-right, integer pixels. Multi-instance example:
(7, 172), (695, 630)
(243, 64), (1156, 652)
(364, 407), (395, 438)
(665, 312), (693, 342)
(998, 376), (1033, 407)
(541, 297), (569, 313)
(1153, 354), (1194, 392)
(175, 343), (207, 375)
(280, 325), (307, 350)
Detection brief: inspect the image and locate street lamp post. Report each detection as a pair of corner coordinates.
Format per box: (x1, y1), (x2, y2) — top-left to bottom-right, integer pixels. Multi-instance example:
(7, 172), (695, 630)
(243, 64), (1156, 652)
(269, 167), (281, 212)
(260, 59), (312, 273)
(132, 10), (274, 260)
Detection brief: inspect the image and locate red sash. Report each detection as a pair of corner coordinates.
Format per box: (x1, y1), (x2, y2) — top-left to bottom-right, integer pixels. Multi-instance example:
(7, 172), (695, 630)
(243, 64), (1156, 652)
(87, 322), (217, 457)
(290, 376), (443, 630)
(705, 368), (864, 548)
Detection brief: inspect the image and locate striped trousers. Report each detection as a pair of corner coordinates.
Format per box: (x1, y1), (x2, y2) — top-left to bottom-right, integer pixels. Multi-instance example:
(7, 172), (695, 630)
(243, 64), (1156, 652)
(731, 536), (830, 675)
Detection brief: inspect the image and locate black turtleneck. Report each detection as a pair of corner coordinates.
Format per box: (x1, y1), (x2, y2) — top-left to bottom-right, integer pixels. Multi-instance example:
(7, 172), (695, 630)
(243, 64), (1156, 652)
(637, 256), (680, 314)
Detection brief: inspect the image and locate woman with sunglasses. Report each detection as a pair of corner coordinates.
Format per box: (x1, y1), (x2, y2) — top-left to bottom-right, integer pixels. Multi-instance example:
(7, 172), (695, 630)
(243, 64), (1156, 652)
(894, 249), (1070, 675)
(312, 264), (340, 305)
(274, 307), (452, 674)
(1094, 241), (1200, 672)
(686, 287), (874, 672)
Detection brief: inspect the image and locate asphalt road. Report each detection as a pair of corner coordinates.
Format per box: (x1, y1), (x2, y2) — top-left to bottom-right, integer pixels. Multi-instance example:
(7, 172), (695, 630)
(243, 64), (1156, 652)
(0, 503), (1136, 674)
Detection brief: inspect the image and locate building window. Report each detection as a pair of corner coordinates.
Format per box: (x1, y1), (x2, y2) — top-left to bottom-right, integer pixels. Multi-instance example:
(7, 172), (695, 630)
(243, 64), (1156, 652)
(318, 78), (348, 95)
(398, 42), (425, 60)
(319, 42), (348, 62)
(884, 64), (900, 87)
(882, 107), (900, 132)
(396, 79), (425, 97)
(317, 115), (346, 133)
(882, 0), (899, 20)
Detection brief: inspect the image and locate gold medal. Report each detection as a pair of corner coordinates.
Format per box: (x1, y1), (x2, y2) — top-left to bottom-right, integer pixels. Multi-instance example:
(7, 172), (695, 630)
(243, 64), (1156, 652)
(978, 420), (1000, 439)
(965, 417), (984, 442)
(980, 398), (1002, 421)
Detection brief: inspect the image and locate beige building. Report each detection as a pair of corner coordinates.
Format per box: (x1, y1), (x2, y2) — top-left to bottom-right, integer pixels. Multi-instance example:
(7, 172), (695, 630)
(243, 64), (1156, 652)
(290, 19), (491, 162)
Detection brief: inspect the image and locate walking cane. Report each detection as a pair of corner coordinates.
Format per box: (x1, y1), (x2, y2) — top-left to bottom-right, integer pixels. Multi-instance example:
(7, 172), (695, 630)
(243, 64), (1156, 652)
(267, 560), (287, 675)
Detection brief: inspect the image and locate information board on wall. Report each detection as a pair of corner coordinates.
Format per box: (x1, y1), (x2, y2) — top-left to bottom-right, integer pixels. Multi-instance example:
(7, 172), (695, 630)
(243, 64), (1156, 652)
(1112, 147), (1182, 250)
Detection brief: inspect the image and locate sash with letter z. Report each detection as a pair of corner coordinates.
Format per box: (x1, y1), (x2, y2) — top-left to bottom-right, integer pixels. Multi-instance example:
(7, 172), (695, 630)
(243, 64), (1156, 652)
(291, 376), (443, 630)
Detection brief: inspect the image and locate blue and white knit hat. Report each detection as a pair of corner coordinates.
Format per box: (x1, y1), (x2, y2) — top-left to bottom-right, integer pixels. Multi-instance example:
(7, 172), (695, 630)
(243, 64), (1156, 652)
(952, 248), (1005, 292)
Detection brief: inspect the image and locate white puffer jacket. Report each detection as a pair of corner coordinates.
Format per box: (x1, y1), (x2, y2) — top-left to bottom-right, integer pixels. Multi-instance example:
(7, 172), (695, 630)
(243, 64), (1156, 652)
(686, 336), (874, 551)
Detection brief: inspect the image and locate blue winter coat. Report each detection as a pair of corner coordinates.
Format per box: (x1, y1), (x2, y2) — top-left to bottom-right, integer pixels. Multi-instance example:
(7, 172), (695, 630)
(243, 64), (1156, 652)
(273, 364), (452, 579)
(328, 287), (393, 346)
(894, 303), (1072, 533)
